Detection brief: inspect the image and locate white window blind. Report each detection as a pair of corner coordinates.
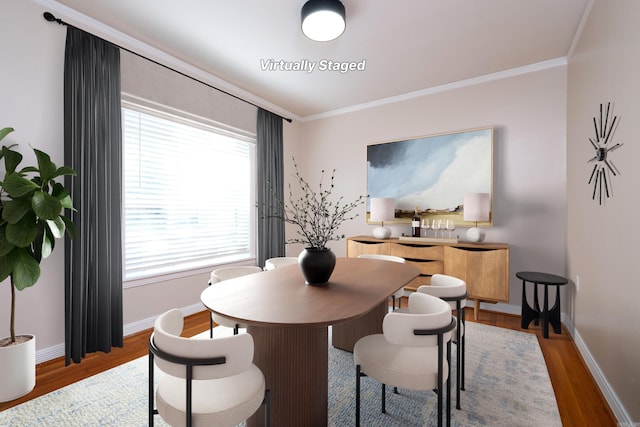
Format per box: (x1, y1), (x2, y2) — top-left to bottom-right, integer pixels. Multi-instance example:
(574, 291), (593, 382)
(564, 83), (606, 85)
(122, 103), (256, 280)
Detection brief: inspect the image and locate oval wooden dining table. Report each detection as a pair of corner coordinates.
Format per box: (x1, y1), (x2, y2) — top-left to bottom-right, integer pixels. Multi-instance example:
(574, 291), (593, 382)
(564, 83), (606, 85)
(200, 257), (419, 427)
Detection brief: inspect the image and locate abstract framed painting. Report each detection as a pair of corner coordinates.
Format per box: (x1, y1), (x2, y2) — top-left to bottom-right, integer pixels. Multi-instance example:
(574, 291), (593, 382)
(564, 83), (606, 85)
(366, 127), (493, 226)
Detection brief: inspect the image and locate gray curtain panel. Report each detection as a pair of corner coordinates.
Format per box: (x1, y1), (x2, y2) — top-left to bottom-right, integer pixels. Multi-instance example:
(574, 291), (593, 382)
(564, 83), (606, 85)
(256, 108), (285, 267)
(63, 27), (123, 365)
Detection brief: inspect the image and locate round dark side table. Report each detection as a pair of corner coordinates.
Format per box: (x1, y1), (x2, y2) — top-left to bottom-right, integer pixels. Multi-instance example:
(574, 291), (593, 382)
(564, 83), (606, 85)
(517, 271), (568, 339)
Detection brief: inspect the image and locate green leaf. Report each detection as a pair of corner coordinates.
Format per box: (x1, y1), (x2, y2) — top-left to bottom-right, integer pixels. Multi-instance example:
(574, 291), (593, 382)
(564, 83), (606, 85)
(5, 213), (39, 247)
(52, 182), (75, 210)
(37, 226), (55, 260)
(0, 253), (12, 283)
(0, 223), (15, 256)
(45, 226), (56, 255)
(0, 127), (14, 141)
(32, 190), (62, 220)
(0, 247), (41, 289)
(46, 216), (66, 239)
(32, 230), (43, 262)
(10, 248), (41, 290)
(1, 145), (23, 174)
(1, 198), (31, 224)
(62, 215), (76, 239)
(54, 165), (76, 178)
(34, 148), (57, 183)
(3, 172), (39, 198)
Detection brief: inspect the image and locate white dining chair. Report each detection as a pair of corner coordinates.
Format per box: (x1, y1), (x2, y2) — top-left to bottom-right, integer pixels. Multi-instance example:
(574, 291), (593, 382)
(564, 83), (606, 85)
(149, 308), (270, 427)
(408, 273), (468, 410)
(357, 254), (406, 309)
(264, 257), (298, 270)
(353, 292), (455, 427)
(207, 266), (264, 336)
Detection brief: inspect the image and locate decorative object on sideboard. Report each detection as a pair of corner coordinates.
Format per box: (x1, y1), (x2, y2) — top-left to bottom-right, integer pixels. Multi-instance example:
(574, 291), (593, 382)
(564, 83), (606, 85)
(301, 0), (346, 42)
(369, 197), (395, 239)
(399, 217), (459, 243)
(587, 102), (623, 205)
(464, 193), (490, 243)
(411, 206), (421, 237)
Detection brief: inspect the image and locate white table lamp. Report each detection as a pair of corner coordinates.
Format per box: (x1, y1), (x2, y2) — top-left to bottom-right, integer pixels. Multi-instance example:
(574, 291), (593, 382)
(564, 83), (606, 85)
(463, 193), (490, 242)
(370, 198), (395, 239)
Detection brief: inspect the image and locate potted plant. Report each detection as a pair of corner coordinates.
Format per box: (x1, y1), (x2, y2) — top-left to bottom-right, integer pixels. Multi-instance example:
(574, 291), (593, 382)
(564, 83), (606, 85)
(262, 158), (364, 285)
(0, 127), (76, 402)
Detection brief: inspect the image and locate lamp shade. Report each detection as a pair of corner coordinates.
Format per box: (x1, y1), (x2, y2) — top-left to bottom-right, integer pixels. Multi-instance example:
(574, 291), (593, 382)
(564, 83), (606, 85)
(301, 0), (346, 42)
(370, 198), (395, 222)
(370, 198), (395, 239)
(463, 193), (490, 242)
(463, 193), (490, 222)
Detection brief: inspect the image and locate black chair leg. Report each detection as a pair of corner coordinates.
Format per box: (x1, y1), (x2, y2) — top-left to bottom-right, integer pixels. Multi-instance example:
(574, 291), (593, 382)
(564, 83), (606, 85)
(263, 389), (271, 427)
(381, 383), (386, 413)
(149, 351), (155, 427)
(456, 314), (462, 410)
(355, 365), (361, 427)
(437, 335), (444, 427)
(447, 341), (452, 427)
(461, 309), (466, 391)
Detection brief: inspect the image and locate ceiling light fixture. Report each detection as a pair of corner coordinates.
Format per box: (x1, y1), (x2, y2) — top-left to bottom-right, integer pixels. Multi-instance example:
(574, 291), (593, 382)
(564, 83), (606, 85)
(301, 0), (346, 42)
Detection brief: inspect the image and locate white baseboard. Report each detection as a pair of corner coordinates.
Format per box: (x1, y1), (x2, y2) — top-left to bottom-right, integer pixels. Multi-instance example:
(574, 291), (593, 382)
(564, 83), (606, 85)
(35, 343), (65, 365)
(121, 303), (205, 336)
(561, 314), (632, 425)
(35, 303), (206, 364)
(475, 301), (521, 316)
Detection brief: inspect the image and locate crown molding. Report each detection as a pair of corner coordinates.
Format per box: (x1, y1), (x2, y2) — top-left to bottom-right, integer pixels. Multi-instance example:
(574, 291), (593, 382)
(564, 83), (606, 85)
(301, 57), (568, 122)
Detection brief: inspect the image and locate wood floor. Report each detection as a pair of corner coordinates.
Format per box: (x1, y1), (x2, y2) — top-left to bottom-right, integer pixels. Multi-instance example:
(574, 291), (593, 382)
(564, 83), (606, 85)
(0, 308), (617, 426)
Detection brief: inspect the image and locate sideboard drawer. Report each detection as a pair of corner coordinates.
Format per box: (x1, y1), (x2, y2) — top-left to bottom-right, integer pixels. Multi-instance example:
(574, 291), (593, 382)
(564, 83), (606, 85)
(389, 243), (444, 260)
(347, 239), (389, 257)
(406, 259), (444, 275)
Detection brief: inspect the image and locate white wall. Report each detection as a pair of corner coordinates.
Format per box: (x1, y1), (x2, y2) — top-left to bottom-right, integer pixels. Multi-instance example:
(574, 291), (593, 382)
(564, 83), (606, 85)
(1, 1), (68, 354)
(287, 67), (568, 313)
(567, 0), (640, 422)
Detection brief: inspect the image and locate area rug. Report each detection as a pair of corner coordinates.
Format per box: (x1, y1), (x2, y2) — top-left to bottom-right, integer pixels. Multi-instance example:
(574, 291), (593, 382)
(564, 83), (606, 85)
(0, 322), (560, 426)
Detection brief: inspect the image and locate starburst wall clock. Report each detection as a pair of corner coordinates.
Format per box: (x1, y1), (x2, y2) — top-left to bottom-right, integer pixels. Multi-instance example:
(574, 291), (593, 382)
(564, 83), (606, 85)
(587, 102), (623, 205)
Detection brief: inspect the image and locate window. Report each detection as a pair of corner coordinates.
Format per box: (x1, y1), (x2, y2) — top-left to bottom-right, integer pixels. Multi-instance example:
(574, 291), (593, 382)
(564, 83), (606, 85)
(122, 100), (256, 281)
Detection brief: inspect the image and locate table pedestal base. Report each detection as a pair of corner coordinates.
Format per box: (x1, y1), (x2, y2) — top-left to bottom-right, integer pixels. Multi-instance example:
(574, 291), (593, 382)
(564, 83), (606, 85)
(247, 325), (328, 427)
(331, 301), (387, 352)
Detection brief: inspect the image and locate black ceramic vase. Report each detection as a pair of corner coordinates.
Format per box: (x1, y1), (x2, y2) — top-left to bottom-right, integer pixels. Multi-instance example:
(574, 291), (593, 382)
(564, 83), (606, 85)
(298, 247), (336, 285)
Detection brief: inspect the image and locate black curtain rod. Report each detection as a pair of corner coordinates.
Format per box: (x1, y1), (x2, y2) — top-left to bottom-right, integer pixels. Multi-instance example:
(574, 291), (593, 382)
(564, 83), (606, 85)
(43, 12), (293, 123)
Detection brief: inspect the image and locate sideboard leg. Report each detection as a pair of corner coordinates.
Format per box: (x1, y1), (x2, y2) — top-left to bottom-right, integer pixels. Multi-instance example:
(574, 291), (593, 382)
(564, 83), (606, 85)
(473, 299), (480, 320)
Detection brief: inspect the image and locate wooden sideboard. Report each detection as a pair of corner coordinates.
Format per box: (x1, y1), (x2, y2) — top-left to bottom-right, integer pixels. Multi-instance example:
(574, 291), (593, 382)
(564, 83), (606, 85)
(346, 236), (510, 319)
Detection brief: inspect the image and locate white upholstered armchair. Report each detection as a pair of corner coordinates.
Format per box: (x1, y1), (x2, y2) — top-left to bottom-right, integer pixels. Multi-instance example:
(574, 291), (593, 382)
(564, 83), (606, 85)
(353, 292), (455, 427)
(207, 266), (263, 336)
(149, 308), (270, 427)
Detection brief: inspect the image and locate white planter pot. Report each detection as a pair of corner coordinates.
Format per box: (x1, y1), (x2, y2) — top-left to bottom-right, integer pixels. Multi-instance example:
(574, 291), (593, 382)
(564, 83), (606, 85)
(0, 334), (36, 402)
